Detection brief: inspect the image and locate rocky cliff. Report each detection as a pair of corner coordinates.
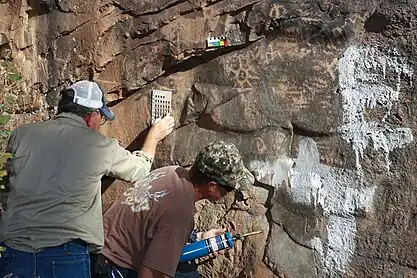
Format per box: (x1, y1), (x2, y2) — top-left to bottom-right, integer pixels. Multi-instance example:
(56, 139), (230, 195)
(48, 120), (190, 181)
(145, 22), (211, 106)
(1, 0), (417, 277)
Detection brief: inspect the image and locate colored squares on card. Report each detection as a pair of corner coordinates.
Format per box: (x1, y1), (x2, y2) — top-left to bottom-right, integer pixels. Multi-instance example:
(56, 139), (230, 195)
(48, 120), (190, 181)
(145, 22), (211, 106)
(206, 37), (228, 49)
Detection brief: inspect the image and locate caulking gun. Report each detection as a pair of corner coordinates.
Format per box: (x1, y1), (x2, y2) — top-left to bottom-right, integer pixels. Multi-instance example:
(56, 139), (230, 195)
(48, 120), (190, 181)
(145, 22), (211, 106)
(179, 230), (263, 263)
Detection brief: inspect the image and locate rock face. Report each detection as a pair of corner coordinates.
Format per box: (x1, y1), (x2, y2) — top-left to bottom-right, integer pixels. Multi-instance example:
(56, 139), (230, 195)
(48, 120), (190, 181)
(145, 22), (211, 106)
(2, 0), (417, 277)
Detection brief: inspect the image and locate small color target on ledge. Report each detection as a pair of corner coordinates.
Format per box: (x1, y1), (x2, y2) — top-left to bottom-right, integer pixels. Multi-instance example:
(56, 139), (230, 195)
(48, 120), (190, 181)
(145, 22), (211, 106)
(206, 36), (228, 49)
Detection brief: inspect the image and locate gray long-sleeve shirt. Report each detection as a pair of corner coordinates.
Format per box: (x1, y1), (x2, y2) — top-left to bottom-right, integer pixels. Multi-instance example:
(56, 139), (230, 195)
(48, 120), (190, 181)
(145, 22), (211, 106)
(0, 112), (153, 252)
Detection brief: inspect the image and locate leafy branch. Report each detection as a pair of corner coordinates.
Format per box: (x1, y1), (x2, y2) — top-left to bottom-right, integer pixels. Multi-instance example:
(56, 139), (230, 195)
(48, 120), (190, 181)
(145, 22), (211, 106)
(0, 59), (21, 257)
(0, 61), (19, 186)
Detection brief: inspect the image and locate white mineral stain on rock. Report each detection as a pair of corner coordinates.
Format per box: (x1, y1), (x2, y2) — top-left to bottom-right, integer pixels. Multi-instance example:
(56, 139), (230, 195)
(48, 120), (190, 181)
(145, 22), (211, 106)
(312, 216), (357, 276)
(249, 157), (294, 188)
(290, 138), (376, 216)
(338, 45), (414, 170)
(291, 138), (375, 276)
(250, 137), (376, 276)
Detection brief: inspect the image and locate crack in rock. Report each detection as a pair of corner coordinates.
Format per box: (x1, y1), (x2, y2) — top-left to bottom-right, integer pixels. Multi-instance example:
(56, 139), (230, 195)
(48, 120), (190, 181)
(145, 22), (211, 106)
(110, 0), (189, 17)
(55, 19), (91, 39)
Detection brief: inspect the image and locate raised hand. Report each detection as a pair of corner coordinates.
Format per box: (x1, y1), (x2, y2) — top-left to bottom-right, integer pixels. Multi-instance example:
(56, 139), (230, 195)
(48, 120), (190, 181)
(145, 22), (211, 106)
(148, 113), (175, 142)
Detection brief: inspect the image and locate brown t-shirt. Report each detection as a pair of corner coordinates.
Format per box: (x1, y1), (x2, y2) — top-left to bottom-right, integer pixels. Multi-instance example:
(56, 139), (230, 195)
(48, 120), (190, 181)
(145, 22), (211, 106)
(101, 166), (196, 277)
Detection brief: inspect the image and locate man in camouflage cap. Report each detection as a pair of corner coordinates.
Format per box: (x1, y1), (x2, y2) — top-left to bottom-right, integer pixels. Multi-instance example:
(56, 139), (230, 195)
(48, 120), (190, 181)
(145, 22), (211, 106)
(95, 141), (254, 278)
(194, 140), (255, 192)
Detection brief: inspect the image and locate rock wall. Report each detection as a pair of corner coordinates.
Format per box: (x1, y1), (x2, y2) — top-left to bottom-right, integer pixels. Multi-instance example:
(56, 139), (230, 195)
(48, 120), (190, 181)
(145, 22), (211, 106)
(1, 0), (417, 277)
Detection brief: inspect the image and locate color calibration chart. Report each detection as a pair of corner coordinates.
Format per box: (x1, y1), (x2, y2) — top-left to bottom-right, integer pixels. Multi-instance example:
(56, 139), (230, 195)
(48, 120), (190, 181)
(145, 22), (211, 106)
(206, 37), (228, 49)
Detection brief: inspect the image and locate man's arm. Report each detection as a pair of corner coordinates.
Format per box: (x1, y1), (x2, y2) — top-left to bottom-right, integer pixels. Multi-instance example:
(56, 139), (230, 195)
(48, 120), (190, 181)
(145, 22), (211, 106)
(5, 130), (17, 153)
(1, 130), (17, 212)
(105, 146), (153, 182)
(4, 129), (18, 177)
(105, 114), (175, 182)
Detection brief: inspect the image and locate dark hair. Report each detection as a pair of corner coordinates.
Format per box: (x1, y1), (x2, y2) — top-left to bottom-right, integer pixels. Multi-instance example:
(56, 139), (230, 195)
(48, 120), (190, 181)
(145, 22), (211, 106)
(57, 89), (96, 118)
(189, 165), (234, 193)
(189, 165), (215, 185)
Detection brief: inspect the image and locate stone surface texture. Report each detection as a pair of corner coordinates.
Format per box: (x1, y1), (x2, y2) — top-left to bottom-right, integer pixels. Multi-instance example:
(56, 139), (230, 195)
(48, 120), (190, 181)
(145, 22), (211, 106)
(2, 0), (417, 277)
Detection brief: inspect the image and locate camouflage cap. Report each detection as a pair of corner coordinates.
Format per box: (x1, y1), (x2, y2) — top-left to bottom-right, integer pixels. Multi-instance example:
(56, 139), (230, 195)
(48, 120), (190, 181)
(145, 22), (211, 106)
(194, 141), (255, 190)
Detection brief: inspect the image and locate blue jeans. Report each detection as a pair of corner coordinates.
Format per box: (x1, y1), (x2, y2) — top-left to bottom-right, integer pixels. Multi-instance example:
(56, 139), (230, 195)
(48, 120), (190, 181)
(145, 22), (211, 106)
(0, 239), (90, 278)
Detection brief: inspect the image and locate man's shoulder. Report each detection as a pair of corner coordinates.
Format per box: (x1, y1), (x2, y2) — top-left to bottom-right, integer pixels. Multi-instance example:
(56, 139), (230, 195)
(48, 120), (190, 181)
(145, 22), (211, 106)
(15, 119), (48, 129)
(14, 118), (117, 148)
(13, 120), (51, 136)
(151, 166), (189, 187)
(118, 166), (193, 213)
(151, 166), (194, 204)
(153, 165), (183, 175)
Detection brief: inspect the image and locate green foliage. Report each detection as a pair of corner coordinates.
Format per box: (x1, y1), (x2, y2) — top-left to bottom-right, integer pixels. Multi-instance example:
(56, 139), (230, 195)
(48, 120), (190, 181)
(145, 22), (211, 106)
(0, 60), (20, 194)
(7, 73), (22, 82)
(0, 59), (19, 257)
(0, 114), (10, 125)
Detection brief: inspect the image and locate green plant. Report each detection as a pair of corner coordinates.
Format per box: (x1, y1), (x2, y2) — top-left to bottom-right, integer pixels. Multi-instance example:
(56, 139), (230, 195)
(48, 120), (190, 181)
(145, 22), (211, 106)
(0, 60), (20, 257)
(0, 62), (19, 183)
(0, 61), (20, 186)
(0, 102), (13, 193)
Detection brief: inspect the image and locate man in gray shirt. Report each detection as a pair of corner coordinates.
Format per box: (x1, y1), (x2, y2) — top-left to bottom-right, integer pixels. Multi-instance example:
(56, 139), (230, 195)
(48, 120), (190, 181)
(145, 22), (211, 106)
(0, 80), (174, 278)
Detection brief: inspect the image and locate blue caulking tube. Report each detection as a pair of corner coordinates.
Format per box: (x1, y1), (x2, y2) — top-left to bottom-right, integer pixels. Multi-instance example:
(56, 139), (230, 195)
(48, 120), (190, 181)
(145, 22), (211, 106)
(179, 232), (234, 263)
(179, 230), (262, 263)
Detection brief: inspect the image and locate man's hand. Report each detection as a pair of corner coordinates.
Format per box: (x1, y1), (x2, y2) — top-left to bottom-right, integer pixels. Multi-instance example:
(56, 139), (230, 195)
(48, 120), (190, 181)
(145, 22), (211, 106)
(200, 228), (226, 240)
(149, 114), (175, 142)
(199, 228), (227, 258)
(141, 114), (175, 158)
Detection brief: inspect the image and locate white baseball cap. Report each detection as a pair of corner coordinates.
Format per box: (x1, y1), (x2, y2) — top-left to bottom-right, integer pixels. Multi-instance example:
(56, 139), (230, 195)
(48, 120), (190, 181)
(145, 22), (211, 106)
(67, 80), (115, 121)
